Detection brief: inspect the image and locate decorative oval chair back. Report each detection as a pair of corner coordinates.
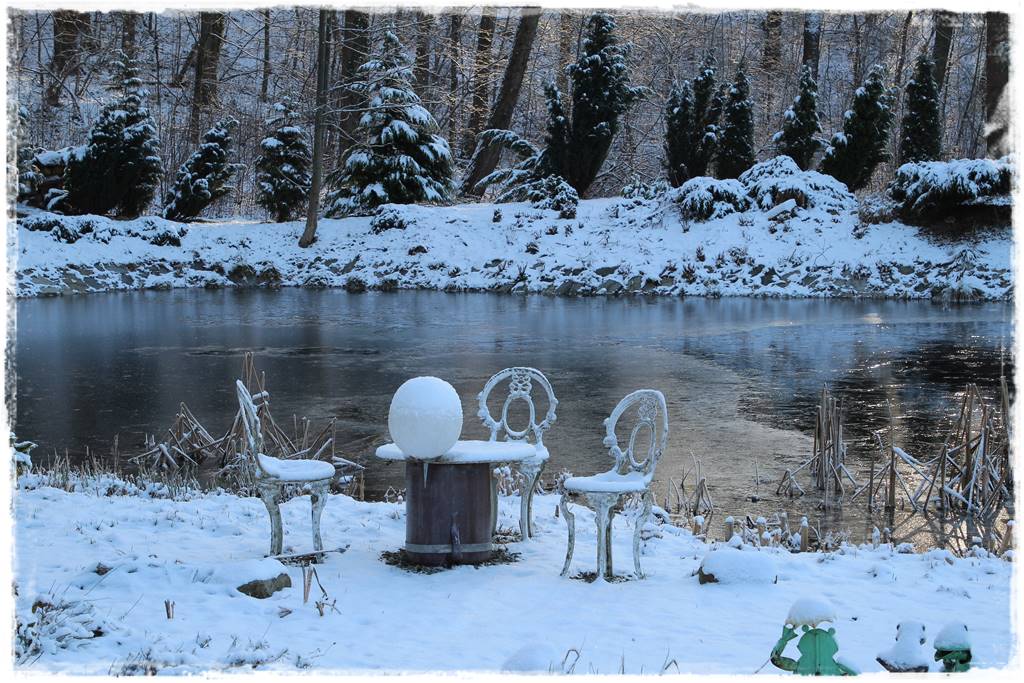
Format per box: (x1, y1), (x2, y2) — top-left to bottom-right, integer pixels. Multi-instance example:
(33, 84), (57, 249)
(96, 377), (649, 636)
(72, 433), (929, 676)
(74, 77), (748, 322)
(477, 367), (558, 539)
(605, 389), (668, 479)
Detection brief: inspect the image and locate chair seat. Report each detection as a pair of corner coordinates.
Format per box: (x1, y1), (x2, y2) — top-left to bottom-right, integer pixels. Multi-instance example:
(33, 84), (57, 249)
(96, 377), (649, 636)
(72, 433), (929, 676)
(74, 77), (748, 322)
(527, 444), (550, 463)
(563, 470), (651, 494)
(258, 454), (335, 482)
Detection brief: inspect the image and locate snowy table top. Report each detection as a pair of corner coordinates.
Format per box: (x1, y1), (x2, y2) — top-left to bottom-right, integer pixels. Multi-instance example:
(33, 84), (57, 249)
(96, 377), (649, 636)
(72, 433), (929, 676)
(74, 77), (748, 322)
(375, 439), (537, 464)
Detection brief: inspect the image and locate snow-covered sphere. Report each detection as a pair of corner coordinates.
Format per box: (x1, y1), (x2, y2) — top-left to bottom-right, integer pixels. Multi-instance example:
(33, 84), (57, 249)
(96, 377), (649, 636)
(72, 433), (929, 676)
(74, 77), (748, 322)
(388, 377), (463, 459)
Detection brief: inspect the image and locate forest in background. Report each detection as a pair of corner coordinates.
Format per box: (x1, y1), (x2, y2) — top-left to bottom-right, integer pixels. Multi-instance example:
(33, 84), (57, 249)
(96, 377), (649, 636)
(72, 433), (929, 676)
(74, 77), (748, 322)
(6, 6), (1011, 219)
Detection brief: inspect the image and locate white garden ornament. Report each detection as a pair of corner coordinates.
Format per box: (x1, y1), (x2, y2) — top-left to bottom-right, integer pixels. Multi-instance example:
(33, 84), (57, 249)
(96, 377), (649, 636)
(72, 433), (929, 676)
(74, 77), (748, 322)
(388, 376), (463, 459)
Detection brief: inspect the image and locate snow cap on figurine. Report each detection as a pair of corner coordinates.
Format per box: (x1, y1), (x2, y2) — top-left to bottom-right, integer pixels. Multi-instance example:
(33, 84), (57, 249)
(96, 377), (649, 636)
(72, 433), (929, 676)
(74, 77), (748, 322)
(786, 597), (837, 628)
(388, 376), (463, 459)
(934, 622), (971, 650)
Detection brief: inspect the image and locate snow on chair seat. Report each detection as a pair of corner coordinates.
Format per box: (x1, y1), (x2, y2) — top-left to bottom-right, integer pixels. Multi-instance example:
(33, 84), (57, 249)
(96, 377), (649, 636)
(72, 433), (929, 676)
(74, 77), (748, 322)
(559, 389), (667, 581)
(477, 367), (558, 540)
(236, 380), (334, 558)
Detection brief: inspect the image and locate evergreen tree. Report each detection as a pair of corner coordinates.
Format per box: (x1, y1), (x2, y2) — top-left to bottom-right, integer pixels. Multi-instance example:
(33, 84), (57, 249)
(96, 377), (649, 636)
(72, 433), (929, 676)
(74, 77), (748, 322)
(717, 64), (755, 179)
(558, 12), (643, 195)
(690, 51), (726, 179)
(899, 53), (942, 164)
(16, 106), (42, 203)
(773, 65), (822, 170)
(663, 80), (695, 187)
(162, 118), (244, 222)
(254, 98), (312, 222)
(325, 28), (453, 217)
(64, 51), (163, 217)
(820, 65), (895, 191)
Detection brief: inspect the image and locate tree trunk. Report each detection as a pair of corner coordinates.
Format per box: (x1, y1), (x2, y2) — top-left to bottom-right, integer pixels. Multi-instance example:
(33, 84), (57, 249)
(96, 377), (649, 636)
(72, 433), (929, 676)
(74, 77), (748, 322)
(462, 7), (496, 157)
(300, 9), (331, 248)
(415, 10), (432, 96)
(260, 9), (271, 101)
(189, 12), (226, 144)
(461, 7), (541, 195)
(894, 11), (914, 86)
(45, 10), (86, 107)
(932, 10), (957, 93)
(984, 11), (1009, 157)
(557, 11), (576, 94)
(447, 12), (463, 139)
(801, 12), (822, 80)
(337, 10), (370, 152)
(761, 11), (783, 129)
(120, 11), (138, 57)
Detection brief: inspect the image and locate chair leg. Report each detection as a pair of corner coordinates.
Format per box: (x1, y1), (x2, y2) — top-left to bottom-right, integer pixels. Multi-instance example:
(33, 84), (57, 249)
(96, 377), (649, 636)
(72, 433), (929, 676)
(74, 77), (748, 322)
(606, 505), (616, 581)
(519, 460), (544, 540)
(310, 482), (329, 553)
(490, 469), (499, 537)
(559, 493), (575, 577)
(592, 495), (615, 582)
(258, 483), (283, 557)
(633, 490), (653, 578)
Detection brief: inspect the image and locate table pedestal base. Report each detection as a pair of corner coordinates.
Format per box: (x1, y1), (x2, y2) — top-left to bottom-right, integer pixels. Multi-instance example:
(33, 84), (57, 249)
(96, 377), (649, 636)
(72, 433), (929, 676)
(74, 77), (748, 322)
(404, 461), (494, 566)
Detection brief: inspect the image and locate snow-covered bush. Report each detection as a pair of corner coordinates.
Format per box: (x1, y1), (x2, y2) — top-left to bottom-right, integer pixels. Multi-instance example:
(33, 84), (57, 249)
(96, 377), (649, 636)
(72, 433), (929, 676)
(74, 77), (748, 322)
(15, 594), (111, 663)
(820, 65), (895, 191)
(621, 175), (669, 200)
(887, 156), (1013, 221)
(370, 206), (412, 234)
(525, 175), (579, 219)
(697, 547), (777, 584)
(671, 177), (750, 221)
(162, 118), (244, 222)
(739, 156), (855, 214)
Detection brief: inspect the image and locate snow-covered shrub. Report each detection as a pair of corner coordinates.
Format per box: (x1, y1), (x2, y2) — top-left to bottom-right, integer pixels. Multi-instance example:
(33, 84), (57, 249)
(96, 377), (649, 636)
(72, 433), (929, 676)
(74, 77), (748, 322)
(15, 594), (111, 663)
(697, 547), (777, 584)
(162, 118), (244, 222)
(621, 175), (669, 200)
(819, 65), (895, 191)
(124, 218), (189, 247)
(887, 156), (1013, 221)
(525, 175), (579, 219)
(739, 156), (855, 214)
(63, 52), (163, 218)
(370, 207), (412, 234)
(671, 177), (750, 221)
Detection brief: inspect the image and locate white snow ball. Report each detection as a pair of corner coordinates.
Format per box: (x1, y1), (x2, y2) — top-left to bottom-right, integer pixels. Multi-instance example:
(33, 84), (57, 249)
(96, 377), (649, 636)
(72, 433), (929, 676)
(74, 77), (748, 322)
(786, 597), (836, 628)
(699, 547), (776, 584)
(388, 376), (463, 459)
(934, 622), (971, 650)
(502, 642), (560, 673)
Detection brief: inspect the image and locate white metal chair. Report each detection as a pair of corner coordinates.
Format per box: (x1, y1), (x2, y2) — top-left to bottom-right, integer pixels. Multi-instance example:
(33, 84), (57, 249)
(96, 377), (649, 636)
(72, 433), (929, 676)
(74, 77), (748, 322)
(559, 389), (668, 580)
(236, 380), (336, 557)
(477, 367), (558, 539)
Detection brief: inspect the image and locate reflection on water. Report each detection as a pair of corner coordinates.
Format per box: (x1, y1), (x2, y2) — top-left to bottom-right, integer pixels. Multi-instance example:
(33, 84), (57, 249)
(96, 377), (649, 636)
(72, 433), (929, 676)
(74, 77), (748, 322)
(12, 289), (1012, 546)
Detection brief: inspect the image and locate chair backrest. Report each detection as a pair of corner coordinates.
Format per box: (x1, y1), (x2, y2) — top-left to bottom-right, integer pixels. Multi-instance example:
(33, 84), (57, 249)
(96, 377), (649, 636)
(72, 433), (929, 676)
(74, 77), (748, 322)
(236, 379), (264, 458)
(477, 367), (558, 446)
(603, 389), (668, 478)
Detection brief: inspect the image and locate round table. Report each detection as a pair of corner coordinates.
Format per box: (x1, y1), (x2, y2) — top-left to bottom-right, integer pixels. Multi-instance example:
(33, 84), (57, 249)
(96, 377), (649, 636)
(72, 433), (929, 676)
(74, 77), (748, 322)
(375, 440), (537, 565)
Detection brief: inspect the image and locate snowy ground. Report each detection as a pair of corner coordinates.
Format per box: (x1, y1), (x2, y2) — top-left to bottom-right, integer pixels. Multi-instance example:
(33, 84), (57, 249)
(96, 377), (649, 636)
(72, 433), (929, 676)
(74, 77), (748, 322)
(12, 191), (1012, 300)
(13, 475), (1015, 674)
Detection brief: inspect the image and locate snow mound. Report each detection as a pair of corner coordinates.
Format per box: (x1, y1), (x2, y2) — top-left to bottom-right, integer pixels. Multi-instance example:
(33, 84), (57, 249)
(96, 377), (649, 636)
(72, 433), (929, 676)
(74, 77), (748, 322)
(698, 547), (776, 584)
(877, 621), (930, 670)
(672, 177), (750, 221)
(934, 622), (971, 650)
(785, 597), (836, 627)
(501, 642), (560, 673)
(739, 156), (855, 214)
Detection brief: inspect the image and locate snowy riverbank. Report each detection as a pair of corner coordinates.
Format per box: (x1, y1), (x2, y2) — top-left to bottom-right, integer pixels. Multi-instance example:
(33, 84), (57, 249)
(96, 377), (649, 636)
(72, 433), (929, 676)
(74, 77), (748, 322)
(11, 192), (1012, 300)
(13, 474), (1014, 674)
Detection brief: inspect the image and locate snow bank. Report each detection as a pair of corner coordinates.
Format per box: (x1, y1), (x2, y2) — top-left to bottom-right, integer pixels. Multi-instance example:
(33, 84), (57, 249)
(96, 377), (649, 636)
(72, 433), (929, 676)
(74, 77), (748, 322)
(11, 189), (1011, 301)
(698, 546), (777, 584)
(12, 479), (1012, 674)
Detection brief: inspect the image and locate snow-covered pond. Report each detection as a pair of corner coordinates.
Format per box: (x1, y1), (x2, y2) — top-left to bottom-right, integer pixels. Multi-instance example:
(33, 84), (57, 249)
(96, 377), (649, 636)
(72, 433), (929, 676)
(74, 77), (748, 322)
(13, 289), (1012, 544)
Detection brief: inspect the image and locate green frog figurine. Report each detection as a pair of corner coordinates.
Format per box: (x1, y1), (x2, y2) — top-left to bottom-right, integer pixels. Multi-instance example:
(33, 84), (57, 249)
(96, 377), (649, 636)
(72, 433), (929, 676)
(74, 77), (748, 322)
(771, 598), (858, 676)
(933, 622), (971, 672)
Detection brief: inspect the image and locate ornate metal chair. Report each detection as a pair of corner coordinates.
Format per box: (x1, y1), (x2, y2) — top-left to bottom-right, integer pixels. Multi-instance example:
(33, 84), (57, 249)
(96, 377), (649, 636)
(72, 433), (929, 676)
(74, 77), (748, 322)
(559, 389), (668, 580)
(236, 380), (336, 557)
(477, 367), (558, 539)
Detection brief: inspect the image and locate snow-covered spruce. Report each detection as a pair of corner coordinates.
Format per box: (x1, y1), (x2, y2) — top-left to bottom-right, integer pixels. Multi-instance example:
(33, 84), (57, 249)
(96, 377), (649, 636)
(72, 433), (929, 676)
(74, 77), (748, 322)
(820, 65), (895, 191)
(13, 185), (1011, 301)
(899, 53), (942, 164)
(162, 118), (244, 222)
(11, 479), (1013, 673)
(324, 28), (453, 217)
(663, 51), (724, 186)
(773, 65), (823, 171)
(254, 98), (311, 223)
(716, 64), (755, 180)
(63, 51), (163, 218)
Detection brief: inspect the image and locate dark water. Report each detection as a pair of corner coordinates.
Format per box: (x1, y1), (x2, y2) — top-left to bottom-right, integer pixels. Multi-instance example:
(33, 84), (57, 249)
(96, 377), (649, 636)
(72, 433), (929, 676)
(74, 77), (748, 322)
(12, 289), (1013, 544)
